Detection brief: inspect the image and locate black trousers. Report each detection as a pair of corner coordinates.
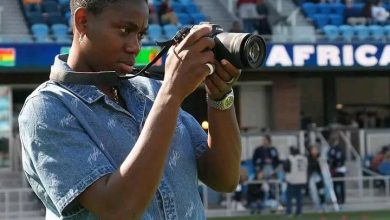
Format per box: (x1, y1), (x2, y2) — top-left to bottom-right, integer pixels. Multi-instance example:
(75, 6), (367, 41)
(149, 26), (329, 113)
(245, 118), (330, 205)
(333, 173), (345, 204)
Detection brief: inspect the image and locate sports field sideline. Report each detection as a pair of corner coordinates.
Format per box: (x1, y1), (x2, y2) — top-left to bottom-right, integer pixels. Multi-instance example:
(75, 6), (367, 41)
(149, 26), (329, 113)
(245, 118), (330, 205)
(209, 210), (390, 220)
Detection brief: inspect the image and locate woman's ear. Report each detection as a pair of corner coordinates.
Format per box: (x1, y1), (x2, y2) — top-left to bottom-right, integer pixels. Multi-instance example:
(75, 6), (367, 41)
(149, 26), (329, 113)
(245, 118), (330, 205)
(73, 7), (88, 35)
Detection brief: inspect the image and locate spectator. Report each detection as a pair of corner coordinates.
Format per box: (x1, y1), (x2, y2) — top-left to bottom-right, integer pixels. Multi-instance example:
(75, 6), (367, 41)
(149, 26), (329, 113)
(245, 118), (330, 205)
(158, 0), (178, 25)
(148, 3), (159, 24)
(252, 135), (280, 202)
(371, 0), (389, 24)
(254, 0), (272, 35)
(378, 151), (390, 175)
(371, 145), (389, 171)
(362, 1), (374, 24)
(252, 135), (280, 177)
(308, 145), (326, 212)
(328, 133), (346, 206)
(345, 0), (368, 25)
(232, 167), (248, 211)
(284, 146), (308, 217)
(237, 0), (258, 33)
(229, 20), (243, 33)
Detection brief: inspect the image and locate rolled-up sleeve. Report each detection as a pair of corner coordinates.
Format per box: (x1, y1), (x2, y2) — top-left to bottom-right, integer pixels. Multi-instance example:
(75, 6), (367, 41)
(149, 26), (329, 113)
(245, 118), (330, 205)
(19, 94), (115, 217)
(180, 111), (208, 158)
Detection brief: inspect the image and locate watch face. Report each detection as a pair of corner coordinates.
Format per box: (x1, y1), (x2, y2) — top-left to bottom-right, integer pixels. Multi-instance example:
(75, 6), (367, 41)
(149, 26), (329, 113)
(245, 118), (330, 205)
(224, 96), (234, 108)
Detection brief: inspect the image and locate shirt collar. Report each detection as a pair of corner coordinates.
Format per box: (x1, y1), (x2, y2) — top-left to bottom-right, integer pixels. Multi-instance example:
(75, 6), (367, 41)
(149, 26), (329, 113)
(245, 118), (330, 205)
(50, 54), (109, 104)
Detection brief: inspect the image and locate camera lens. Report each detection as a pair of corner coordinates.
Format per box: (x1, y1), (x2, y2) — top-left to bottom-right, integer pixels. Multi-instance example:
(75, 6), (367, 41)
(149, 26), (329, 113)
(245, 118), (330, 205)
(243, 35), (266, 69)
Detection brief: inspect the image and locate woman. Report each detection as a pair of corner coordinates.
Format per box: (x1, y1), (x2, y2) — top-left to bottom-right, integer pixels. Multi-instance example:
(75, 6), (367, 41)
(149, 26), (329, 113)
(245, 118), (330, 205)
(18, 0), (242, 219)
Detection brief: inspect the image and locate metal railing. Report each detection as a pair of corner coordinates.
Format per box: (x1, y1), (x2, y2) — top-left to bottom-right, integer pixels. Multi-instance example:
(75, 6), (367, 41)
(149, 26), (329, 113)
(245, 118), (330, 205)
(0, 188), (44, 219)
(202, 175), (390, 217)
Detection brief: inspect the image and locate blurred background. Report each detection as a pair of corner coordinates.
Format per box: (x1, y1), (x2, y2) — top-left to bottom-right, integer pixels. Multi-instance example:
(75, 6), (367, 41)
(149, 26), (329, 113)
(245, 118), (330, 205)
(1, 0), (390, 219)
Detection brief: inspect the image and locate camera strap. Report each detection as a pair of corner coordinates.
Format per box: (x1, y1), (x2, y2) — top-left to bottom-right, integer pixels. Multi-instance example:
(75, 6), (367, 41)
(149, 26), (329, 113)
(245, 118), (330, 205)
(50, 26), (192, 86)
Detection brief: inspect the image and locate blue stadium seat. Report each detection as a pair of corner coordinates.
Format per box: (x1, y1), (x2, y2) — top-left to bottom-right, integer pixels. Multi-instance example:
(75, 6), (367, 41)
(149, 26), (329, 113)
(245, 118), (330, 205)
(191, 13), (207, 24)
(329, 14), (343, 26)
(331, 3), (345, 15)
(339, 25), (354, 41)
(384, 25), (390, 39)
(58, 0), (69, 6)
(178, 0), (193, 4)
(354, 25), (370, 41)
(24, 3), (41, 13)
(147, 24), (164, 42)
(318, 3), (332, 14)
(171, 2), (184, 13)
(31, 23), (52, 42)
(302, 2), (317, 17)
(323, 25), (339, 41)
(47, 12), (67, 25)
(312, 13), (328, 29)
(27, 12), (46, 26)
(55, 35), (72, 44)
(42, 1), (59, 13)
(368, 25), (385, 41)
(163, 24), (179, 39)
(176, 13), (193, 25)
(31, 23), (49, 37)
(352, 3), (364, 15)
(183, 2), (198, 14)
(51, 24), (68, 37)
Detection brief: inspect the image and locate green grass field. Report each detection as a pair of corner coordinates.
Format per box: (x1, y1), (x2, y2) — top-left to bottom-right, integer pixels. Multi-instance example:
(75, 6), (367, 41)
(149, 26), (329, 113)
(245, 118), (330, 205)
(209, 210), (390, 220)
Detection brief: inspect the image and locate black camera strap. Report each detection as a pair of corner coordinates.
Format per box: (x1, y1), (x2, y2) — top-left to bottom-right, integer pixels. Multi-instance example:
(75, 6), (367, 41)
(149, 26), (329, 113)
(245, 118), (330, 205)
(50, 26), (192, 86)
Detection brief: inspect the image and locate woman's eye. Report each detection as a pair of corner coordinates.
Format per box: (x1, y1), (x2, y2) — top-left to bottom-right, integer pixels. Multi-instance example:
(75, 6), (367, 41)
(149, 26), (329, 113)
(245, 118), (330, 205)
(120, 27), (130, 34)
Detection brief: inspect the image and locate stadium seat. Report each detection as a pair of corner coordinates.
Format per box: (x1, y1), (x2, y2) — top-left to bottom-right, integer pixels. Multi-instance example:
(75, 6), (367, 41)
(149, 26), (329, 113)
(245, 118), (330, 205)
(183, 2), (199, 14)
(58, 0), (69, 6)
(339, 25), (354, 41)
(368, 25), (385, 41)
(329, 14), (343, 26)
(323, 25), (339, 41)
(176, 13), (193, 25)
(163, 24), (179, 39)
(47, 12), (67, 25)
(384, 25), (390, 39)
(51, 23), (68, 37)
(171, 2), (184, 13)
(312, 14), (328, 29)
(41, 1), (59, 13)
(191, 13), (207, 24)
(318, 3), (332, 14)
(354, 25), (370, 41)
(55, 35), (72, 44)
(27, 12), (46, 26)
(331, 3), (345, 15)
(24, 3), (41, 13)
(302, 2), (317, 17)
(31, 23), (49, 37)
(147, 24), (164, 42)
(178, 0), (193, 4)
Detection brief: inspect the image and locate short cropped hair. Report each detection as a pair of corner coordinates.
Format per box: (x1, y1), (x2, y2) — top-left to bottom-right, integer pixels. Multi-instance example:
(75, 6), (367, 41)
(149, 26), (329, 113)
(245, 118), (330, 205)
(70, 0), (147, 16)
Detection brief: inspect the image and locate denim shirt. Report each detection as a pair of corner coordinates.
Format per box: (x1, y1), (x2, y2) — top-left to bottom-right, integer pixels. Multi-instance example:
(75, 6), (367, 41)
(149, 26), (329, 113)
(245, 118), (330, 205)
(19, 55), (208, 220)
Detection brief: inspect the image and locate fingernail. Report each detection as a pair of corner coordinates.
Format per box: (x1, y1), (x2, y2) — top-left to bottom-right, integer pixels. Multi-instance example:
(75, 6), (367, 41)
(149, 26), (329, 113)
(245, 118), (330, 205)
(221, 59), (228, 65)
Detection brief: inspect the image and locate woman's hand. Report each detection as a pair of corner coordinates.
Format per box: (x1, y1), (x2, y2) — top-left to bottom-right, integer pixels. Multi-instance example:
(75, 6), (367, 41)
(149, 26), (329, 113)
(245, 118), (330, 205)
(205, 59), (241, 101)
(163, 24), (216, 102)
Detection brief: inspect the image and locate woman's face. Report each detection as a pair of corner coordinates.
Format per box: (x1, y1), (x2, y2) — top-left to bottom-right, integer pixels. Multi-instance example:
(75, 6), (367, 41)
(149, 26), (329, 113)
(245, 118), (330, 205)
(81, 0), (149, 73)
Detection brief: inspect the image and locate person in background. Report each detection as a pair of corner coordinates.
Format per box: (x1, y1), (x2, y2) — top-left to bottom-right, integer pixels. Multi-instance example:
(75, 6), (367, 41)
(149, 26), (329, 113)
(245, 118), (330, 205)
(254, 0), (272, 35)
(308, 144), (326, 212)
(236, 0), (258, 33)
(378, 151), (390, 175)
(252, 135), (279, 202)
(345, 0), (368, 25)
(371, 0), (390, 24)
(284, 146), (308, 217)
(158, 0), (178, 25)
(328, 134), (346, 206)
(371, 145), (389, 171)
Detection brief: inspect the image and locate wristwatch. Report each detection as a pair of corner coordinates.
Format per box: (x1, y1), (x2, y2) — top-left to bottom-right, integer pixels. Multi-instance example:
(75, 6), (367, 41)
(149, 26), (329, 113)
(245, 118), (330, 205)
(207, 90), (234, 110)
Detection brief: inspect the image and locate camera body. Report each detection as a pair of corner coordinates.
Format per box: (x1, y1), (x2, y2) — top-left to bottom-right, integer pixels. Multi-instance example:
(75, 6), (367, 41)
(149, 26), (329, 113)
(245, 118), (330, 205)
(206, 23), (267, 69)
